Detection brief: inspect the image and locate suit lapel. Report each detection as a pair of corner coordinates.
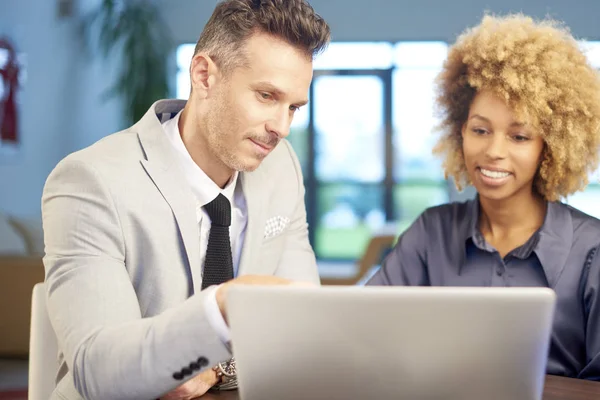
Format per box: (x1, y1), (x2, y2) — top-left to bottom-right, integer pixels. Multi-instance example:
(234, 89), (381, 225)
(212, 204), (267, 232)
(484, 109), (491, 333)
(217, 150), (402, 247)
(136, 100), (203, 295)
(237, 169), (268, 276)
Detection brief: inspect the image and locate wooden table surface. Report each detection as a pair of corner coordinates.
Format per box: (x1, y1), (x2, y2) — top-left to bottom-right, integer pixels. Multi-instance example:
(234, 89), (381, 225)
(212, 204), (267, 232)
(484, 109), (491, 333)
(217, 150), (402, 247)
(200, 375), (600, 400)
(542, 375), (600, 400)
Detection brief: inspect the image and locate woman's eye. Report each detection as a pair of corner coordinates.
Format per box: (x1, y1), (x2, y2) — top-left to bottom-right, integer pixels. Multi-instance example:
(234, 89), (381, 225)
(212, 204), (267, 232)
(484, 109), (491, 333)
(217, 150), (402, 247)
(513, 134), (529, 142)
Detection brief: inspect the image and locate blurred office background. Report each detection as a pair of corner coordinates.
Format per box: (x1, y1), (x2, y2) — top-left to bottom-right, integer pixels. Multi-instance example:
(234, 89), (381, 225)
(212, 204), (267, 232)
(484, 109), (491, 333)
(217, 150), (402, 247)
(0, 0), (599, 395)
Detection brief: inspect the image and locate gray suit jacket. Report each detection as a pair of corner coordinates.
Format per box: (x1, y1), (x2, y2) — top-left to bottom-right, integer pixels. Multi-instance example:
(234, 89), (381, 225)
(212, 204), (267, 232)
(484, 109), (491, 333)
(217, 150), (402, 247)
(42, 100), (318, 399)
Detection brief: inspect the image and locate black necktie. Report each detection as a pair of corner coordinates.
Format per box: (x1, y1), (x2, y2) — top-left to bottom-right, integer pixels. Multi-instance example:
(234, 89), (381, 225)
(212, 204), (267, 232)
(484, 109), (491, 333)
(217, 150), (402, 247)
(201, 194), (234, 289)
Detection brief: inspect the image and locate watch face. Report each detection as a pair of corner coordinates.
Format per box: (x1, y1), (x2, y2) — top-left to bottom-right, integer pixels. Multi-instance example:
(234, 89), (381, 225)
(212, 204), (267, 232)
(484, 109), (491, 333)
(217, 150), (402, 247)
(222, 358), (237, 376)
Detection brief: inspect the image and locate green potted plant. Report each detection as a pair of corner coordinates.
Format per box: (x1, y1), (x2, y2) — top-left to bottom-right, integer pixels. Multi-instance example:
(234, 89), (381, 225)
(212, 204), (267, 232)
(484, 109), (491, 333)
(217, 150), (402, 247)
(81, 0), (173, 126)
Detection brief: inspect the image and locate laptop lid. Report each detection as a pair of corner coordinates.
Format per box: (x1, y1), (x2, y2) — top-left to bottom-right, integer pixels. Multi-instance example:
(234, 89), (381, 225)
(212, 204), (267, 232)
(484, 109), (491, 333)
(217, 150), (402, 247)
(227, 286), (556, 400)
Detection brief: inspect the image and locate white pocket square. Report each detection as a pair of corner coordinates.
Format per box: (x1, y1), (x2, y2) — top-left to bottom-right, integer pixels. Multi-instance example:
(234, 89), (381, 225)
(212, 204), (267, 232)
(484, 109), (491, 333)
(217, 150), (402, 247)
(264, 216), (290, 239)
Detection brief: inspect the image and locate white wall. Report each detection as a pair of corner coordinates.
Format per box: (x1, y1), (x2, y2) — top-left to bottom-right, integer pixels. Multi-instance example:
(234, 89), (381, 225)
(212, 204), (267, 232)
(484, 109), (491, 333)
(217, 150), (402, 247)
(159, 0), (600, 44)
(0, 0), (122, 218)
(67, 0), (123, 153)
(0, 0), (78, 218)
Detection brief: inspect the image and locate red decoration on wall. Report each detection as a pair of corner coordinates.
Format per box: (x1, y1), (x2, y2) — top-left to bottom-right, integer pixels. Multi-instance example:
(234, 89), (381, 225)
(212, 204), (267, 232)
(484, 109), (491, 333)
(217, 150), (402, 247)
(0, 37), (19, 143)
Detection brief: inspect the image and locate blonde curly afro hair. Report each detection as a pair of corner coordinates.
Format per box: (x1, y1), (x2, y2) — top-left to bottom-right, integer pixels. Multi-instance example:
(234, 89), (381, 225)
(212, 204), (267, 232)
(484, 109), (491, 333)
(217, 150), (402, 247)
(433, 14), (600, 201)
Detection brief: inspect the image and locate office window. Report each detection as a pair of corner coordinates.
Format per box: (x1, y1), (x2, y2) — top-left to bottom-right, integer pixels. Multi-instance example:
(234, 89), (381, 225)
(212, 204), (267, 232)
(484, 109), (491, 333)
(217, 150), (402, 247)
(312, 42), (394, 70)
(566, 41), (600, 219)
(392, 42), (448, 231)
(175, 44), (195, 100)
(309, 42), (449, 259)
(311, 70), (389, 259)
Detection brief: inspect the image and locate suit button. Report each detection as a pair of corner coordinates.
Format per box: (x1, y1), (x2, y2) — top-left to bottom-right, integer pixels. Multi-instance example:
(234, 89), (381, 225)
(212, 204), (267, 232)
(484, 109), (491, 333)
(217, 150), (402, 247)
(190, 362), (200, 370)
(198, 357), (209, 367)
(182, 367), (192, 376)
(172, 371), (184, 380)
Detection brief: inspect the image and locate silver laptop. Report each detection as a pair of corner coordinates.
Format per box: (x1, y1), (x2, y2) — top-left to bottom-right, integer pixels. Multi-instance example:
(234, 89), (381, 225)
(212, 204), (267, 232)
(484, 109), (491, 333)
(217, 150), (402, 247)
(227, 285), (556, 400)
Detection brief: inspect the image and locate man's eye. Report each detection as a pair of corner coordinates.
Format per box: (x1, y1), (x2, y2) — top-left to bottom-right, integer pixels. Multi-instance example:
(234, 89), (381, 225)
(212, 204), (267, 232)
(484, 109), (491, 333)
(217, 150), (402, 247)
(260, 92), (272, 100)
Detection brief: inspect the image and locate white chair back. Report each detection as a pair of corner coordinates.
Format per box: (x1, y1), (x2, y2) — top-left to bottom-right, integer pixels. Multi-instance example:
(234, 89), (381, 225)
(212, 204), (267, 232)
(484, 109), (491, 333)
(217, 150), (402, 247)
(28, 283), (58, 400)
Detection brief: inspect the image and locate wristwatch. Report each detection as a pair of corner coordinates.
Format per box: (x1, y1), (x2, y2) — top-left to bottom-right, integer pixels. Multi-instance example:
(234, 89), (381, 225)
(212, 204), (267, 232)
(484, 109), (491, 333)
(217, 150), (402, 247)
(212, 358), (238, 390)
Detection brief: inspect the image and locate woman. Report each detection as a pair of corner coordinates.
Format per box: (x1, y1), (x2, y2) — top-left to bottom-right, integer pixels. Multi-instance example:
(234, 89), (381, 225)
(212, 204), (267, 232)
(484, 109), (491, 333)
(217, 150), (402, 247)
(367, 14), (600, 380)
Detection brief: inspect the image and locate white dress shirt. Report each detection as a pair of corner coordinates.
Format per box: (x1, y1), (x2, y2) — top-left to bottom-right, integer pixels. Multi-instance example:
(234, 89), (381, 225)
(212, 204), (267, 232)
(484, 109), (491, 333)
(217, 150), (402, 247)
(162, 111), (247, 343)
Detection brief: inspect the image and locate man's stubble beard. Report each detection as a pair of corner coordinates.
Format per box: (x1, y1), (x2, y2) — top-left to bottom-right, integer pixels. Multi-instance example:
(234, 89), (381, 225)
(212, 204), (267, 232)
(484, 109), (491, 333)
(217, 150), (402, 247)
(205, 94), (254, 173)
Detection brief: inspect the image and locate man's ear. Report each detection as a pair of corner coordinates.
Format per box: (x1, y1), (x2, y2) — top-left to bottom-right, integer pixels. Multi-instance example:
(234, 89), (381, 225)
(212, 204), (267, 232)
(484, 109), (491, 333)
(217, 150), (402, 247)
(190, 53), (220, 98)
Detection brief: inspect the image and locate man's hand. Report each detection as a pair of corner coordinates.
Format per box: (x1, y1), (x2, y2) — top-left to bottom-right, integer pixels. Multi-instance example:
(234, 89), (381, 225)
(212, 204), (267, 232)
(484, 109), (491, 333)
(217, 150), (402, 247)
(216, 275), (310, 323)
(161, 276), (314, 399)
(160, 368), (219, 400)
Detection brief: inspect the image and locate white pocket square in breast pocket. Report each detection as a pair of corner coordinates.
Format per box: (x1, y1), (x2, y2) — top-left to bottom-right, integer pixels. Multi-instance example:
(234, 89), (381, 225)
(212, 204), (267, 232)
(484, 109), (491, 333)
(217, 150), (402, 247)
(264, 216), (290, 239)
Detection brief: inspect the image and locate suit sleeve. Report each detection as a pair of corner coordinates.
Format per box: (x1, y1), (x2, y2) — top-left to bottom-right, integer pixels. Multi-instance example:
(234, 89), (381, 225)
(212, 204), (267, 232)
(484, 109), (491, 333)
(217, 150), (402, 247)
(42, 157), (231, 400)
(271, 141), (320, 284)
(366, 213), (430, 286)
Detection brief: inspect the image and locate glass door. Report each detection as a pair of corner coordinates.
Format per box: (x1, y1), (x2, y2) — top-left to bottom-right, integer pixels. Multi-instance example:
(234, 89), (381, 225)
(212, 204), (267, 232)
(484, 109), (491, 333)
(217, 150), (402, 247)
(307, 69), (393, 260)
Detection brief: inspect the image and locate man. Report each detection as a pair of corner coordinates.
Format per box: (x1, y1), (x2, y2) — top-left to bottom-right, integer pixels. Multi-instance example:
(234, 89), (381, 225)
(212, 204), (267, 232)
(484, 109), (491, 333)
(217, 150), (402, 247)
(41, 1), (330, 398)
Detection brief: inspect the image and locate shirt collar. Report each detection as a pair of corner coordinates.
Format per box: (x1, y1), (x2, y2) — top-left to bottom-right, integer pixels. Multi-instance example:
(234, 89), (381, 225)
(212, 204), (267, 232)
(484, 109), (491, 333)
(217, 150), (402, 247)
(533, 201), (572, 287)
(162, 111), (239, 207)
(466, 197), (480, 245)
(456, 198), (478, 274)
(460, 196), (571, 287)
